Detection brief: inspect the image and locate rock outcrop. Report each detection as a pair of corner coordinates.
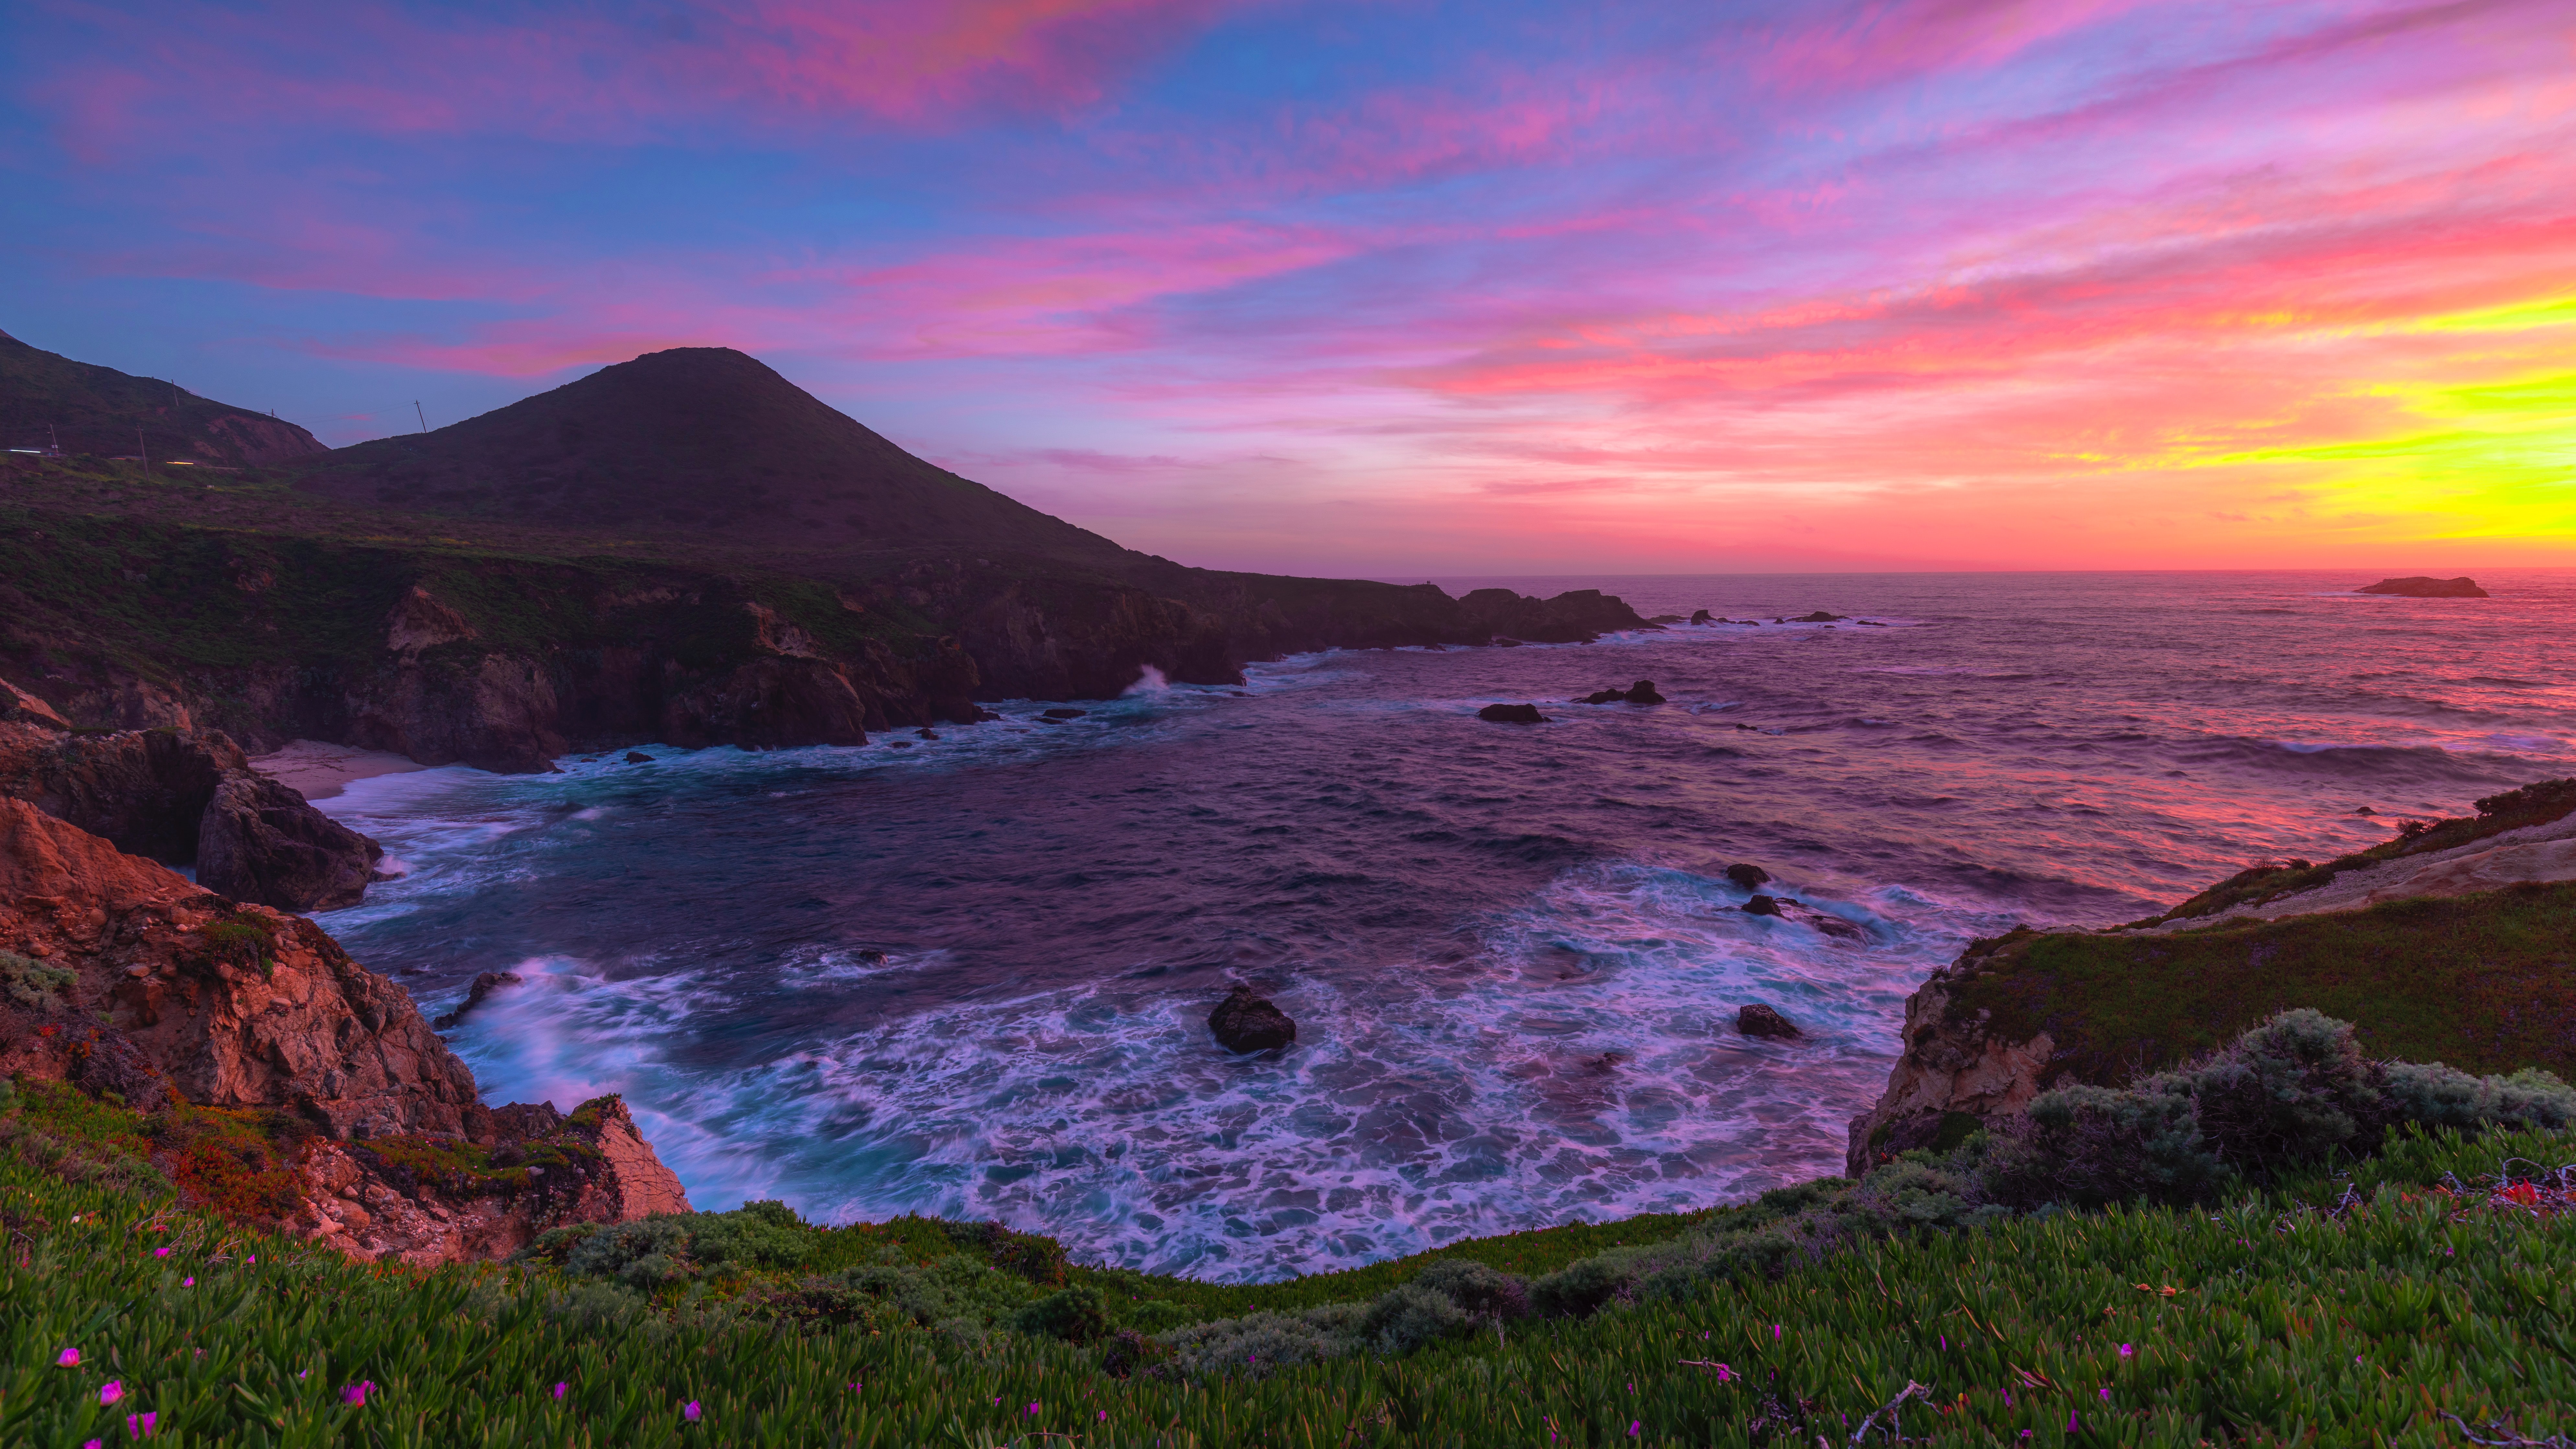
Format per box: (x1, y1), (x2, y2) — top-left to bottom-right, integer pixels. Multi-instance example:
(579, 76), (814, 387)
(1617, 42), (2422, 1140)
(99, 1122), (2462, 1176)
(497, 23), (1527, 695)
(0, 677), (68, 728)
(431, 969), (523, 1030)
(1577, 680), (1664, 705)
(0, 714), (381, 912)
(0, 799), (691, 1263)
(1209, 985), (1296, 1053)
(2356, 576), (2487, 598)
(1724, 863), (1772, 889)
(1477, 703), (1548, 724)
(1844, 938), (2058, 1177)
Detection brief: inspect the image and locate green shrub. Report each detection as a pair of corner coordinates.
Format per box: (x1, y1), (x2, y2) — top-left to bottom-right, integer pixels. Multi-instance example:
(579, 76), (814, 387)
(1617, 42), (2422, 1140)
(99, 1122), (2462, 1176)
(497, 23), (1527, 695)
(1158, 1301), (1369, 1379)
(1359, 1282), (1465, 1354)
(1010, 1284), (1110, 1342)
(1, 951), (75, 1009)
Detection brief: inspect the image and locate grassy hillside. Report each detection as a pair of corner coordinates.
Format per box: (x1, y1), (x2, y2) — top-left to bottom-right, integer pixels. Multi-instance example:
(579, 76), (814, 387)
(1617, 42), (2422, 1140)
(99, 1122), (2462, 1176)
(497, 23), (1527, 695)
(0, 329), (324, 467)
(1942, 881), (2576, 1087)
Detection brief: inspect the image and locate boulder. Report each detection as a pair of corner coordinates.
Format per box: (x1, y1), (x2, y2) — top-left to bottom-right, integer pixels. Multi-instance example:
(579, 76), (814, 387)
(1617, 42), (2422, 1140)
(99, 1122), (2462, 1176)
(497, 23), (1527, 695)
(1621, 680), (1664, 704)
(196, 772), (385, 912)
(1478, 703), (1548, 724)
(1689, 609), (1712, 625)
(432, 970), (524, 1030)
(1724, 863), (1772, 888)
(1577, 688), (1626, 705)
(624, 750), (653, 763)
(1738, 1003), (1802, 1040)
(1742, 894), (1784, 917)
(2356, 576), (2488, 598)
(1209, 985), (1296, 1053)
(0, 677), (70, 729)
(1788, 611), (1849, 623)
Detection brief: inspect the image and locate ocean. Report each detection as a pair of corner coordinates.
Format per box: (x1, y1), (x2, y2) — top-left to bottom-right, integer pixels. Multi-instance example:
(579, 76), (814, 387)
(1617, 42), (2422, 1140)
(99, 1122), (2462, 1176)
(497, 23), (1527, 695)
(308, 569), (2576, 1281)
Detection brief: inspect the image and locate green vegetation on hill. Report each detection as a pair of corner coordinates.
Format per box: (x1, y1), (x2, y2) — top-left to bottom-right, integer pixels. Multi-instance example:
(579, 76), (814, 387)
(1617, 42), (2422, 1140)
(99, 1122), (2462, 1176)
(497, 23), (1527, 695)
(2141, 778), (2576, 925)
(7, 1014), (2574, 1446)
(1946, 881), (2576, 1085)
(0, 329), (325, 466)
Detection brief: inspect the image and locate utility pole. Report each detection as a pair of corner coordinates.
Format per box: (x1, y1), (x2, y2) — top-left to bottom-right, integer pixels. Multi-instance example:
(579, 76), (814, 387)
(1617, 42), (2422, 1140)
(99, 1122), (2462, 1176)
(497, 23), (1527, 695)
(414, 401), (428, 434)
(49, 423), (61, 458)
(138, 428), (151, 476)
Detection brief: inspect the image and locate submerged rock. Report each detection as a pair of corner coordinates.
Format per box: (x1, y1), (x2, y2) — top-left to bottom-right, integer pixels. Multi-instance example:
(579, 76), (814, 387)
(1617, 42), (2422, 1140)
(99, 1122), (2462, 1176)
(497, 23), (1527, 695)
(1738, 1003), (1802, 1040)
(1209, 985), (1296, 1053)
(1788, 611), (1849, 623)
(1478, 703), (1549, 724)
(1742, 894), (1785, 917)
(1689, 609), (1713, 625)
(1621, 680), (1664, 704)
(623, 750), (653, 764)
(1042, 707), (1088, 720)
(432, 970), (524, 1031)
(1724, 863), (1772, 889)
(2356, 576), (2488, 598)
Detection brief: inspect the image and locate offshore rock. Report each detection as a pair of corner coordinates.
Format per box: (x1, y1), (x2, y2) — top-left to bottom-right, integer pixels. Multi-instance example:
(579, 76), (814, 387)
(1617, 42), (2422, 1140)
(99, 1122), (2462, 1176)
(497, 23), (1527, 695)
(1457, 588), (1645, 644)
(1689, 610), (1713, 625)
(1209, 985), (1296, 1053)
(1621, 680), (1664, 704)
(1724, 863), (1772, 889)
(1742, 894), (1785, 918)
(432, 970), (524, 1031)
(2356, 576), (2488, 598)
(1478, 703), (1548, 724)
(196, 772), (384, 911)
(1738, 1003), (1802, 1040)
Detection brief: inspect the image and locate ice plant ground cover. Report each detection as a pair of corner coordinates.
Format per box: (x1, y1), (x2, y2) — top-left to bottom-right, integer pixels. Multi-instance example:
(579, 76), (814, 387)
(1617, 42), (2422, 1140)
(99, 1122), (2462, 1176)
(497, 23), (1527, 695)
(1, 1117), (2570, 1446)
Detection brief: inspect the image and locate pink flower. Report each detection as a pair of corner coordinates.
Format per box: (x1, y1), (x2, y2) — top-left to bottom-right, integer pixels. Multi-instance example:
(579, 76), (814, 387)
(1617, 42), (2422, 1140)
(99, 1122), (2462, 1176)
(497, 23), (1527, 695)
(1628, 1421), (1640, 1438)
(100, 1381), (124, 1406)
(56, 1349), (78, 1367)
(1098, 1411), (1108, 1422)
(342, 1381), (374, 1406)
(1026, 1402), (1039, 1415)
(2099, 1388), (2111, 1402)
(1772, 1325), (1781, 1340)
(2069, 1412), (2081, 1431)
(1715, 1363), (1734, 1382)
(153, 1247), (169, 1259)
(182, 1278), (194, 1288)
(2119, 1344), (2133, 1359)
(683, 1401), (702, 1422)
(126, 1412), (157, 1440)
(553, 1382), (568, 1400)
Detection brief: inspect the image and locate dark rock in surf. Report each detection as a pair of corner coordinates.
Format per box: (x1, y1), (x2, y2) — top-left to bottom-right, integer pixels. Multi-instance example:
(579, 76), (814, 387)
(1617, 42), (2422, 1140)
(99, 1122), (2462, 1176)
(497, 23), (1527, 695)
(432, 970), (524, 1031)
(623, 750), (653, 763)
(1725, 863), (1772, 889)
(1042, 708), (1088, 720)
(1621, 680), (1664, 704)
(1742, 894), (1784, 917)
(1209, 986), (1296, 1053)
(1578, 688), (1625, 705)
(1788, 611), (1849, 623)
(1782, 900), (1868, 941)
(2355, 576), (2488, 598)
(1738, 1003), (1802, 1040)
(196, 772), (385, 912)
(1689, 609), (1713, 625)
(1478, 703), (1549, 724)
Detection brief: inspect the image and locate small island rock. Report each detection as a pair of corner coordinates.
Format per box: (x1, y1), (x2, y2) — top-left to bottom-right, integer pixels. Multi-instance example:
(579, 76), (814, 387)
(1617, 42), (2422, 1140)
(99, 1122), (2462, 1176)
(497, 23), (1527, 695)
(1478, 703), (1549, 724)
(1621, 680), (1665, 704)
(1738, 1003), (1802, 1039)
(1742, 893), (1785, 917)
(1689, 609), (1713, 625)
(1209, 986), (1296, 1053)
(433, 970), (525, 1031)
(623, 750), (654, 764)
(1724, 863), (1772, 888)
(2356, 576), (2488, 598)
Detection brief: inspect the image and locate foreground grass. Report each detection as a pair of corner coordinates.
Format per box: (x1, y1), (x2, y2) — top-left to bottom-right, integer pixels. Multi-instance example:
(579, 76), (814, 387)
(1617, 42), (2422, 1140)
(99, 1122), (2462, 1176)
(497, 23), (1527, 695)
(5, 1124), (2570, 1446)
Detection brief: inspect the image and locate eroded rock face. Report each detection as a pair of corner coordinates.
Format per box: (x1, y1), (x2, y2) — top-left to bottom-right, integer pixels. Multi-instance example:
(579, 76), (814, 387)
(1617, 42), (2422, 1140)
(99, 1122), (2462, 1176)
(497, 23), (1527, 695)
(1843, 959), (2056, 1178)
(196, 772), (384, 911)
(0, 720), (381, 912)
(1209, 985), (1296, 1053)
(0, 800), (694, 1264)
(0, 676), (70, 728)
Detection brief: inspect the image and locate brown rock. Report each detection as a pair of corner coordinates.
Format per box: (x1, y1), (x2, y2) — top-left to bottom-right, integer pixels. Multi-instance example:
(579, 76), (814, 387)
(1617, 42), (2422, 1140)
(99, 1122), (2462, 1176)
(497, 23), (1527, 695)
(0, 677), (70, 729)
(1843, 950), (2057, 1177)
(2355, 576), (2488, 598)
(432, 970), (523, 1030)
(1478, 703), (1548, 724)
(196, 772), (384, 911)
(1737, 1003), (1801, 1039)
(1724, 863), (1772, 889)
(1209, 985), (1295, 1053)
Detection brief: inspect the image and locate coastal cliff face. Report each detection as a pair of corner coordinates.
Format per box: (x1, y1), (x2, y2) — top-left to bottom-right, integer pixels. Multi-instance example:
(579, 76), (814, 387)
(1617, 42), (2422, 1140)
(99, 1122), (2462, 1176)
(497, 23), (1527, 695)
(0, 716), (381, 910)
(1846, 782), (2576, 1177)
(0, 797), (691, 1263)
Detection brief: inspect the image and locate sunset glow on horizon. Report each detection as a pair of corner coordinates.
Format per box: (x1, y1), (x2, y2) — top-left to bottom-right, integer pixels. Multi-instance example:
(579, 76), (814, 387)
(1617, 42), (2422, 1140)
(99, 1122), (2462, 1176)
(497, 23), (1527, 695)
(4, 0), (2571, 574)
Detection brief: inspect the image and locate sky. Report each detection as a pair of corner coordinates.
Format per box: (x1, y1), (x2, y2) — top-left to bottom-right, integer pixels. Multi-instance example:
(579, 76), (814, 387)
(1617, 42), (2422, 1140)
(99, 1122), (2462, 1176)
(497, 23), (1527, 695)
(2, 0), (2572, 575)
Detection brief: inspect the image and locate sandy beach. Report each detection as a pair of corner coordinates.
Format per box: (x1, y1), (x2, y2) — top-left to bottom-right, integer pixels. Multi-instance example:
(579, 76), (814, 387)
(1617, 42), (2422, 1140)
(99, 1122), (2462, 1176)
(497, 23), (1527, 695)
(249, 739), (430, 801)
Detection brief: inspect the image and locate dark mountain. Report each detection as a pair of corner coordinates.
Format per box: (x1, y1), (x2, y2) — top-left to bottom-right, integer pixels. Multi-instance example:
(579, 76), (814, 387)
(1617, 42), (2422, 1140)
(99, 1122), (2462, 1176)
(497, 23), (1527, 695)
(0, 328), (325, 467)
(292, 347), (1127, 562)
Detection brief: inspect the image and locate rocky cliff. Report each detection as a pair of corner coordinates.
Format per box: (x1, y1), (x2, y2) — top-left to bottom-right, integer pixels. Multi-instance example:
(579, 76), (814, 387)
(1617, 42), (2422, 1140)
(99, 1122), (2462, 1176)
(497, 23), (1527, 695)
(1845, 779), (2576, 1177)
(0, 714), (381, 910)
(0, 797), (690, 1262)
